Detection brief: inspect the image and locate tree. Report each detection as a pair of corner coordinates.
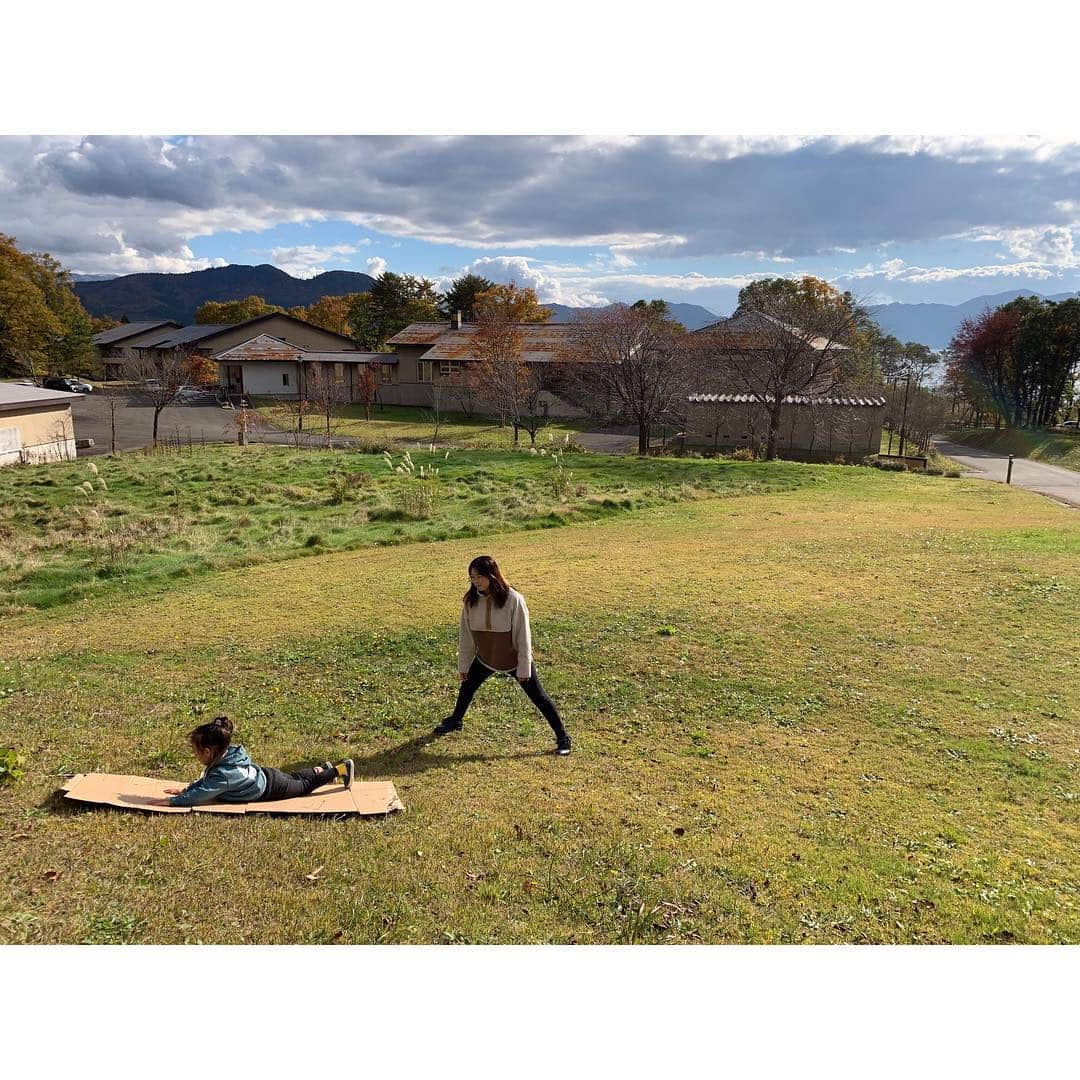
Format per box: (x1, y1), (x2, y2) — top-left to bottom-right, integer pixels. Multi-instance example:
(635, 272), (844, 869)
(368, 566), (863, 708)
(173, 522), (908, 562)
(99, 381), (129, 454)
(950, 306), (1023, 427)
(445, 365), (482, 418)
(699, 276), (865, 460)
(563, 301), (690, 455)
(347, 273), (441, 351)
(194, 295), (283, 324)
(289, 294), (360, 337)
(356, 364), (378, 421)
(473, 281), (553, 324)
(121, 349), (195, 446)
(0, 233), (96, 379)
(469, 290), (551, 445)
(184, 353), (219, 388)
(439, 273), (495, 321)
(305, 364), (350, 448)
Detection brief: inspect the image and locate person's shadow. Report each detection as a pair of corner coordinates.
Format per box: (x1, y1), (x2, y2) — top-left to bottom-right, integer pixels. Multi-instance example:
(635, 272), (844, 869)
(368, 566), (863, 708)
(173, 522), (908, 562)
(288, 735), (548, 781)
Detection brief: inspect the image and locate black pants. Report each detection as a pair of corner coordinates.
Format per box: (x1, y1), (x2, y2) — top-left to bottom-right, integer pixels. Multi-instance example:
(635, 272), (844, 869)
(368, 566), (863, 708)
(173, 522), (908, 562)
(451, 658), (567, 739)
(258, 765), (332, 801)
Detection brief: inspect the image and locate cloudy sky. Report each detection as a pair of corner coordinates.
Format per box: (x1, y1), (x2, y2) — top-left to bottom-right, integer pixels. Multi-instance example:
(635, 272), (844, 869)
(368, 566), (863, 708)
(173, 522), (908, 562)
(5, 134), (1080, 314)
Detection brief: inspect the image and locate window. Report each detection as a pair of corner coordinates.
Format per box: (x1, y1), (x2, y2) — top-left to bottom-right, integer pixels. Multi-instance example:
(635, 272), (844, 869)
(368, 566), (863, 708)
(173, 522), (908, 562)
(334, 363), (345, 384)
(439, 360), (463, 378)
(375, 363), (397, 383)
(282, 372), (290, 387)
(418, 360), (433, 383)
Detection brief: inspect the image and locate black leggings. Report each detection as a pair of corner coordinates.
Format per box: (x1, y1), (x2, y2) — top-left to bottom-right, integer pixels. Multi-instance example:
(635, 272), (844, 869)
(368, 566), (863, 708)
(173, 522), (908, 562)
(258, 765), (332, 801)
(451, 658), (567, 738)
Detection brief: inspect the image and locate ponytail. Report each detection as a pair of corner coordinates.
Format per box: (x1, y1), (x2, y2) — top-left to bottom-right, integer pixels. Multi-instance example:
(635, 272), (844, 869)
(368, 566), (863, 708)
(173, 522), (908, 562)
(189, 715), (234, 756)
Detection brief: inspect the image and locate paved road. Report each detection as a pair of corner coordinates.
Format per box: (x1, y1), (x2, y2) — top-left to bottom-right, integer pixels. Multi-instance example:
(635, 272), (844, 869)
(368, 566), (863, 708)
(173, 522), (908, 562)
(934, 438), (1080, 509)
(69, 392), (362, 454)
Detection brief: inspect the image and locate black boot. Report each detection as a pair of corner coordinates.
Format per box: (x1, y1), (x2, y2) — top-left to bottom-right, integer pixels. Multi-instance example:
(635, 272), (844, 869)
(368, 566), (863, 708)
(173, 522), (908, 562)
(433, 716), (463, 736)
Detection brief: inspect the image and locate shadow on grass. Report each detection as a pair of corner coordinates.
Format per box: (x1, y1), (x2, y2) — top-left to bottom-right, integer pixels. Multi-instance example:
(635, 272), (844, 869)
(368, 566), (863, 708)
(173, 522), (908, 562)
(342, 735), (551, 779)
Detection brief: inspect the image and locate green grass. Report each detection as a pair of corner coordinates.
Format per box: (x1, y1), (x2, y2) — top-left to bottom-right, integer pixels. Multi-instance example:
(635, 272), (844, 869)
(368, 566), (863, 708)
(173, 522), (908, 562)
(0, 443), (850, 614)
(1, 452), (1077, 944)
(950, 427), (1080, 472)
(254, 399), (595, 450)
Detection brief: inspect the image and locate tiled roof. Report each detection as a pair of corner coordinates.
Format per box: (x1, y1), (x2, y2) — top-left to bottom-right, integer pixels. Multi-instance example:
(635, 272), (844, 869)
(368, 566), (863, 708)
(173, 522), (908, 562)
(389, 321), (575, 363)
(302, 352), (393, 363)
(139, 324), (232, 348)
(385, 322), (450, 347)
(91, 321), (178, 346)
(688, 393), (886, 406)
(695, 312), (851, 352)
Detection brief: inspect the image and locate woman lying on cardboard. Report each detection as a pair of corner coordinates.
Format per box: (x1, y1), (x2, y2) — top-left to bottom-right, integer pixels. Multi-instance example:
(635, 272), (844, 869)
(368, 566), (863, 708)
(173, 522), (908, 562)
(152, 717), (354, 806)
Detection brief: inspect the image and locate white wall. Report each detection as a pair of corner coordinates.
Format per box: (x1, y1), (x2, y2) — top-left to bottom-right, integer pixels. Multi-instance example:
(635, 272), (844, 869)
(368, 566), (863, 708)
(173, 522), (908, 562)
(236, 362), (300, 396)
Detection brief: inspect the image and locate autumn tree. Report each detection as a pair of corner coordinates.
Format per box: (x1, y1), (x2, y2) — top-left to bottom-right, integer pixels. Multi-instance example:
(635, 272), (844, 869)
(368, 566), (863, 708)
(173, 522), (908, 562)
(194, 295), (283, 324)
(439, 273), (495, 321)
(469, 289), (551, 445)
(0, 233), (96, 379)
(290, 293), (360, 337)
(473, 281), (553, 324)
(347, 273), (441, 351)
(184, 353), (219, 388)
(563, 301), (690, 455)
(697, 276), (865, 460)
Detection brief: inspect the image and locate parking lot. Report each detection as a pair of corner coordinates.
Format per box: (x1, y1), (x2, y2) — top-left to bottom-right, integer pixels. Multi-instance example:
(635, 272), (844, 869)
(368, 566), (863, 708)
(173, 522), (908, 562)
(66, 390), (243, 455)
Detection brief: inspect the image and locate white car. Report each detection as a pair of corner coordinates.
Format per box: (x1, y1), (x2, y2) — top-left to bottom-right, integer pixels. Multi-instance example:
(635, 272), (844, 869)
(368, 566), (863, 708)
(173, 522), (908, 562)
(1062, 420), (1079, 430)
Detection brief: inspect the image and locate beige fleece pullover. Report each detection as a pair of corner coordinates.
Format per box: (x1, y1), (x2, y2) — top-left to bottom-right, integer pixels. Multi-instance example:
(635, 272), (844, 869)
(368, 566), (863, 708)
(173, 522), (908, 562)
(458, 587), (534, 679)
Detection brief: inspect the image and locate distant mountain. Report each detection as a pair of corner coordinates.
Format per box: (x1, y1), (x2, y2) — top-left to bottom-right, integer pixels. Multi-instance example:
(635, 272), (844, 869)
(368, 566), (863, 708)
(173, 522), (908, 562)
(546, 301), (719, 331)
(871, 289), (1080, 350)
(74, 264), (377, 323)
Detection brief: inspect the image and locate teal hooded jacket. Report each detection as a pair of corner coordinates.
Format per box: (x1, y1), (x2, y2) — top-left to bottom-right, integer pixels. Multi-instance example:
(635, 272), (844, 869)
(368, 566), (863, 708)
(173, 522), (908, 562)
(169, 744), (267, 807)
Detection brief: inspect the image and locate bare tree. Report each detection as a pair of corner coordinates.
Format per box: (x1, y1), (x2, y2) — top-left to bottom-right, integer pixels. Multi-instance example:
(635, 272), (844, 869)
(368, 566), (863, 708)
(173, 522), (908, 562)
(561, 303), (690, 455)
(306, 363), (350, 448)
(122, 348), (192, 446)
(356, 364), (378, 421)
(99, 381), (129, 454)
(446, 366), (481, 418)
(693, 289), (863, 460)
(277, 395), (312, 448)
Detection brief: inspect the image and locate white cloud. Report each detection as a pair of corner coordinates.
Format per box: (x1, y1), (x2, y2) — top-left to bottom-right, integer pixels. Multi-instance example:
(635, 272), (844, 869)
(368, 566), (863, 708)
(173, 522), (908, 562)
(841, 256), (1060, 285)
(365, 256), (388, 277)
(268, 242), (366, 277)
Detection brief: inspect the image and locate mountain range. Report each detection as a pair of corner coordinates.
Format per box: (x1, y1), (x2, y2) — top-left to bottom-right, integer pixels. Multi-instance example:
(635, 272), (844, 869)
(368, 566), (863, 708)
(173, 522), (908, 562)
(74, 264), (377, 324)
(871, 289), (1080, 349)
(72, 265), (1080, 349)
(544, 302), (720, 331)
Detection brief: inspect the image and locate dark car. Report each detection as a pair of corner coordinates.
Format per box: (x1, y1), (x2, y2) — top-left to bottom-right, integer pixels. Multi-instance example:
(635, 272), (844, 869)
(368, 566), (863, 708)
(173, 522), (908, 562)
(43, 376), (92, 393)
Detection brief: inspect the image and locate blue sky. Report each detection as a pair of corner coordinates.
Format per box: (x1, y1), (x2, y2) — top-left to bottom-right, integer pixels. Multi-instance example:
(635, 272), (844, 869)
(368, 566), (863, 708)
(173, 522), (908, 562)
(5, 135), (1080, 314)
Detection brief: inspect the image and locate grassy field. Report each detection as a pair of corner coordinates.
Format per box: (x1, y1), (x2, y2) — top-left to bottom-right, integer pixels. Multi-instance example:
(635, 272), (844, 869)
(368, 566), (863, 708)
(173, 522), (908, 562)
(950, 427), (1080, 473)
(254, 400), (595, 450)
(1, 448), (1078, 943)
(0, 444), (832, 613)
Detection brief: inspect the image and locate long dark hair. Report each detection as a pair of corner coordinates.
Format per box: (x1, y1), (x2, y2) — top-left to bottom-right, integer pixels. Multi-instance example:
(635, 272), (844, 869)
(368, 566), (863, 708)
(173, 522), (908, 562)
(463, 555), (511, 608)
(189, 715), (234, 757)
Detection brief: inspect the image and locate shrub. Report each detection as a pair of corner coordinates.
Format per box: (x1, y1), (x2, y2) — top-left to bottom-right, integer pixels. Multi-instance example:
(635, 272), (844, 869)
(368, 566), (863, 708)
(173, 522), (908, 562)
(0, 748), (25, 785)
(728, 448), (756, 462)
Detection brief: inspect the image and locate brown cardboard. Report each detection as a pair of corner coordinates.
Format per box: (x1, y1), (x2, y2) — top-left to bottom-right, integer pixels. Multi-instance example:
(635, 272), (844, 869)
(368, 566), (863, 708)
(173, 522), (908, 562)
(62, 773), (404, 816)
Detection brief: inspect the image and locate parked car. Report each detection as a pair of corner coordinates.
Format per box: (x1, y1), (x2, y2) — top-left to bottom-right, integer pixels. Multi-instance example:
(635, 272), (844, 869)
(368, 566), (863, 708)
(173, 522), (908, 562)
(1062, 420), (1079, 430)
(43, 376), (92, 393)
(143, 379), (163, 392)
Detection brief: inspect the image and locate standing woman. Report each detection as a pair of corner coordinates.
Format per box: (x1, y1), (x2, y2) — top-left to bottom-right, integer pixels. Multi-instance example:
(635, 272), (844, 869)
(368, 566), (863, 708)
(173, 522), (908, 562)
(433, 555), (571, 755)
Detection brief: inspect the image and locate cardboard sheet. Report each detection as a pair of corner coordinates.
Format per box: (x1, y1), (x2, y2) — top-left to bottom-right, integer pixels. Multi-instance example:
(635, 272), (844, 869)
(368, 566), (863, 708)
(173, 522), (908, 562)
(61, 773), (404, 816)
